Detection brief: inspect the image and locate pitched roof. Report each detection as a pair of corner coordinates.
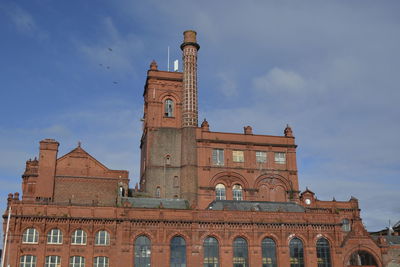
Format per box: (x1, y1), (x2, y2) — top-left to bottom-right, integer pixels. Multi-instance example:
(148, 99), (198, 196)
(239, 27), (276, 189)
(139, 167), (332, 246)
(122, 197), (189, 209)
(207, 200), (305, 212)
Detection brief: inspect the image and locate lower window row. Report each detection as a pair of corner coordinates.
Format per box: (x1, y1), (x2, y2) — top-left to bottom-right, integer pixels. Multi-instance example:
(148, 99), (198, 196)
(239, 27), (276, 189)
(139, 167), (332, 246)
(20, 236), (330, 267)
(20, 255), (108, 267)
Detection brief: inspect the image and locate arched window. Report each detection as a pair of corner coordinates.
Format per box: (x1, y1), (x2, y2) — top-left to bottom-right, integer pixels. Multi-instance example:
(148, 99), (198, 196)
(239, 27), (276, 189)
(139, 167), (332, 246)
(348, 250), (378, 266)
(156, 187), (161, 198)
(71, 229), (87, 245)
(47, 228), (63, 244)
(69, 256), (85, 267)
(165, 155), (171, 165)
(22, 228), (38, 244)
(262, 238), (277, 267)
(20, 255), (37, 267)
(316, 238), (331, 267)
(95, 230), (110, 246)
(94, 256), (109, 267)
(342, 219), (351, 232)
(203, 236), (219, 267)
(233, 237), (248, 267)
(165, 99), (174, 117)
(45, 256), (61, 267)
(290, 238), (304, 267)
(135, 235), (151, 267)
(119, 186), (125, 196)
(215, 184), (226, 200)
(232, 184), (243, 201)
(170, 236), (186, 267)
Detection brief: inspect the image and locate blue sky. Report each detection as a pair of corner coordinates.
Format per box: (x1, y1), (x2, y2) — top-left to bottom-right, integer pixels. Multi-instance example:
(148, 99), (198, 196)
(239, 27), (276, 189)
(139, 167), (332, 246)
(1, 0), (399, 242)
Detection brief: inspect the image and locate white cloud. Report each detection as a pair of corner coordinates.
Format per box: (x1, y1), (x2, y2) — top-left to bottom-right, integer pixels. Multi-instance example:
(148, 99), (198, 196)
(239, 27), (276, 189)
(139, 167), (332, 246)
(253, 67), (306, 94)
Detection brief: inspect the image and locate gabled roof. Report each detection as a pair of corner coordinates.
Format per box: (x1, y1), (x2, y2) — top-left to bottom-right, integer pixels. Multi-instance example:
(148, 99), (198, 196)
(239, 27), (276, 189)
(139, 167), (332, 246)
(57, 145), (110, 171)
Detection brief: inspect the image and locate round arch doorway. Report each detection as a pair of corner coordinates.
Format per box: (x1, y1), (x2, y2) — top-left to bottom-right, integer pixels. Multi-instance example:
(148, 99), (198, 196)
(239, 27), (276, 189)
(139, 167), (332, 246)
(347, 250), (378, 267)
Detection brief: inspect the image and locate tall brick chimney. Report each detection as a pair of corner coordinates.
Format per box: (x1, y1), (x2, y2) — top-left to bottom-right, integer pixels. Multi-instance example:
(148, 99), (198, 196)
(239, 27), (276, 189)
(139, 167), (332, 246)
(180, 31), (200, 206)
(181, 30), (200, 127)
(35, 139), (59, 200)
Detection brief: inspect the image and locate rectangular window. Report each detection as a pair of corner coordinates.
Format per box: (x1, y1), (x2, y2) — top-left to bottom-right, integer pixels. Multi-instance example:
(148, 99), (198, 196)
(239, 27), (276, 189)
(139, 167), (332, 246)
(256, 151), (267, 163)
(212, 149), (224, 166)
(274, 152), (286, 164)
(232, 150), (244, 162)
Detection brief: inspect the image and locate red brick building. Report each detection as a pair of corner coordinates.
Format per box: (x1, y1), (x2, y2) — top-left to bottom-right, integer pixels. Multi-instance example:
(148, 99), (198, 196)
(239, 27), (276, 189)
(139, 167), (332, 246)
(1, 31), (394, 267)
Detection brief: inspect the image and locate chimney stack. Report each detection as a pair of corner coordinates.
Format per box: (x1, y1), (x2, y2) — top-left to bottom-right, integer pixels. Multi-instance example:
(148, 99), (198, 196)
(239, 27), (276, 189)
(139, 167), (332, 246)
(35, 139), (59, 200)
(181, 30), (200, 127)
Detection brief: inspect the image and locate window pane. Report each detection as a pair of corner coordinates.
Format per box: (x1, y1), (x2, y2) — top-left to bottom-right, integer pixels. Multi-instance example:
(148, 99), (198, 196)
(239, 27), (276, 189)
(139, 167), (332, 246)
(212, 149), (224, 166)
(94, 257), (109, 267)
(72, 229), (87, 245)
(316, 238), (331, 267)
(262, 238), (277, 267)
(135, 235), (151, 267)
(342, 219), (351, 232)
(95, 230), (110, 246)
(256, 151), (267, 163)
(20, 255), (37, 267)
(274, 152), (286, 164)
(203, 237), (219, 267)
(165, 99), (174, 117)
(170, 236), (186, 267)
(215, 184), (226, 200)
(289, 238), (304, 267)
(22, 228), (38, 244)
(47, 229), (63, 244)
(45, 256), (61, 267)
(233, 237), (248, 267)
(232, 151), (244, 162)
(232, 185), (243, 201)
(70, 256), (85, 267)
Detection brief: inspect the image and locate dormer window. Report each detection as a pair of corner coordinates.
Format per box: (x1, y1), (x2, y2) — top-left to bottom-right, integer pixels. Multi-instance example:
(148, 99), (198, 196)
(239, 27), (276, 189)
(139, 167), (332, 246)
(164, 99), (174, 117)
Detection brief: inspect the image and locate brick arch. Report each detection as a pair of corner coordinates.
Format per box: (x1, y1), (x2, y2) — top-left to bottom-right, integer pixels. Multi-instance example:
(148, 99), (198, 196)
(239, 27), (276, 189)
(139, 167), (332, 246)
(313, 233), (335, 247)
(199, 232), (224, 247)
(159, 92), (180, 103)
(209, 171), (249, 188)
(131, 232), (155, 245)
(254, 173), (291, 190)
(93, 226), (114, 236)
(343, 245), (382, 267)
(287, 233), (308, 247)
(166, 232), (192, 246)
(69, 227), (90, 237)
(229, 233), (252, 246)
(45, 227), (65, 236)
(258, 233), (280, 246)
(51, 224), (69, 235)
(21, 225), (39, 234)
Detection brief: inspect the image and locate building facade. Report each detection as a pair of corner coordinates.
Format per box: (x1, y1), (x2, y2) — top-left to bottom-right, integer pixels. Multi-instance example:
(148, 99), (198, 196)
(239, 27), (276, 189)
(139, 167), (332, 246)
(2, 31), (395, 267)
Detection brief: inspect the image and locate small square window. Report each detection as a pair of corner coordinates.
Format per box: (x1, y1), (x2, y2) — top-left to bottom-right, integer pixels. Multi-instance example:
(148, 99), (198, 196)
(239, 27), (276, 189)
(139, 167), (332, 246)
(232, 150), (244, 162)
(256, 151), (267, 163)
(212, 149), (224, 166)
(274, 152), (286, 164)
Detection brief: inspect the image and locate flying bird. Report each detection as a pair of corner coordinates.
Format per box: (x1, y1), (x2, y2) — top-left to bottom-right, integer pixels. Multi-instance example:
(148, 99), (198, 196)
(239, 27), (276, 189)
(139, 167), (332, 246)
(108, 48), (112, 51)
(113, 81), (118, 84)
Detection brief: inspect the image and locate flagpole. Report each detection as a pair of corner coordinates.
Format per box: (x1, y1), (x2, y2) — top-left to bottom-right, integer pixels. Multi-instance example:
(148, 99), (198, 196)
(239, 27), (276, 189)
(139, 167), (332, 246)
(1, 206), (11, 267)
